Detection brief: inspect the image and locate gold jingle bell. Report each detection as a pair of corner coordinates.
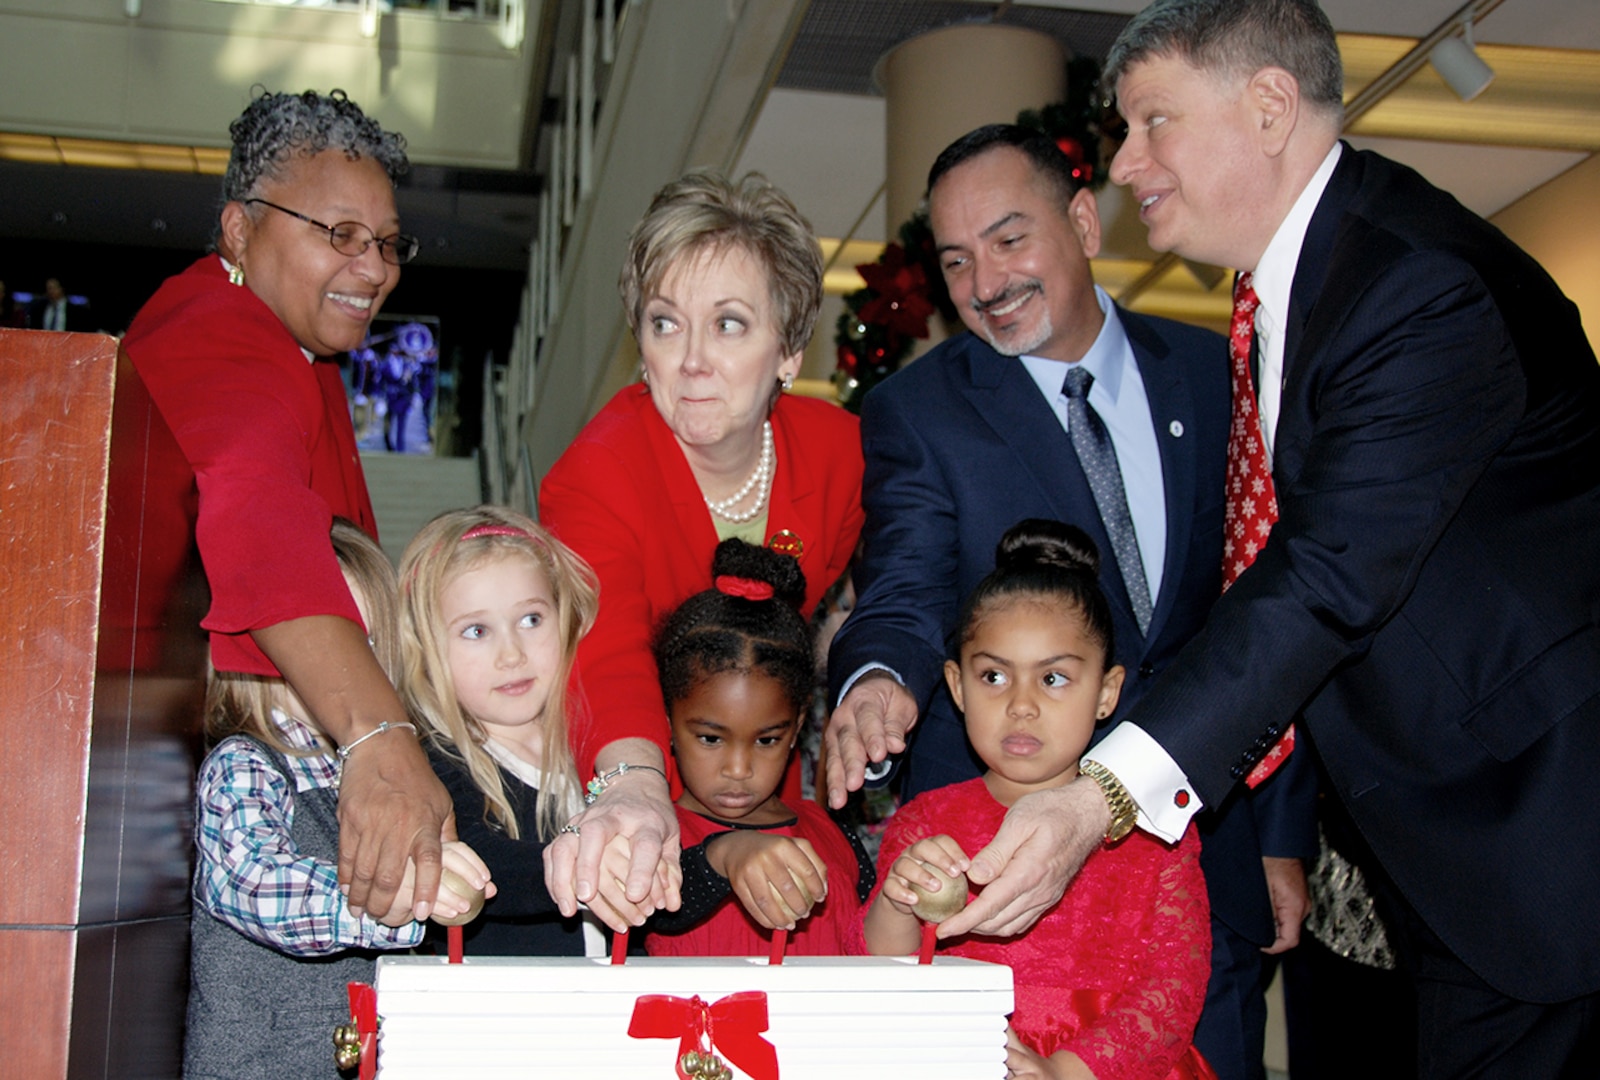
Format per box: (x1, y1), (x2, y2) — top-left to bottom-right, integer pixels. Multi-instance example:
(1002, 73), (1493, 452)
(333, 1019), (361, 1071)
(678, 1049), (732, 1080)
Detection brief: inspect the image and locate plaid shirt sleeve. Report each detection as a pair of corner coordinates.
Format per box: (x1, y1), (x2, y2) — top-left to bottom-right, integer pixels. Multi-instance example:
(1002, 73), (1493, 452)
(194, 737), (424, 956)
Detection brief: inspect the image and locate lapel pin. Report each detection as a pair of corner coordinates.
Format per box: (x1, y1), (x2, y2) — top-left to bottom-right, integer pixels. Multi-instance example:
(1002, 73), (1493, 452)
(1169, 420), (1184, 437)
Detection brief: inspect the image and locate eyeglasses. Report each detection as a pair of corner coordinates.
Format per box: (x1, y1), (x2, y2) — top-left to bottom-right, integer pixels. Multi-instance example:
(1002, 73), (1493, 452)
(245, 198), (421, 266)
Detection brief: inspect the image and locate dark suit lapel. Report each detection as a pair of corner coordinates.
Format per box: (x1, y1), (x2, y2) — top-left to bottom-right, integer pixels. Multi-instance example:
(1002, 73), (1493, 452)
(1279, 144), (1381, 477)
(1284, 142), (1364, 378)
(952, 333), (1140, 631)
(1122, 308), (1190, 646)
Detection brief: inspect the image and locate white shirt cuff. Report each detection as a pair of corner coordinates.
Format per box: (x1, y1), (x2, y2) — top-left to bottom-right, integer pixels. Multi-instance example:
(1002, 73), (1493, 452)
(838, 662), (905, 783)
(838, 662), (904, 703)
(1083, 723), (1202, 843)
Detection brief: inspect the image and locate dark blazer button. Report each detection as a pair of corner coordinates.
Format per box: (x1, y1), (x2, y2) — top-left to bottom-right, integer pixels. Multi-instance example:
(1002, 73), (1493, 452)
(1229, 763), (1248, 780)
(1138, 663), (1154, 678)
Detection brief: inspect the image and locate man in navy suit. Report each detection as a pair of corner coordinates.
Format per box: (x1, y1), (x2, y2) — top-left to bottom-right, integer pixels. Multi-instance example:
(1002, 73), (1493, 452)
(823, 124), (1315, 1080)
(937, 2), (1600, 1074)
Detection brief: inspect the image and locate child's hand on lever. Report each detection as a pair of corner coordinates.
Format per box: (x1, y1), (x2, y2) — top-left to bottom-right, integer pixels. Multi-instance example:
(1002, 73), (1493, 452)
(430, 841), (495, 926)
(379, 842), (495, 928)
(707, 832), (828, 931)
(882, 835), (970, 922)
(582, 831), (662, 931)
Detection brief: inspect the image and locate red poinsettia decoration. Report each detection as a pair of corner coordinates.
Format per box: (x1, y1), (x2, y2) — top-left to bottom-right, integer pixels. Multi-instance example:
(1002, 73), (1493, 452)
(855, 243), (937, 339)
(1055, 135), (1093, 183)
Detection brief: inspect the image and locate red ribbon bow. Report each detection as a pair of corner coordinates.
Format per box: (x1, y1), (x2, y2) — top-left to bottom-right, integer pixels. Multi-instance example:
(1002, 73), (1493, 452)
(628, 992), (778, 1080)
(714, 575), (775, 602)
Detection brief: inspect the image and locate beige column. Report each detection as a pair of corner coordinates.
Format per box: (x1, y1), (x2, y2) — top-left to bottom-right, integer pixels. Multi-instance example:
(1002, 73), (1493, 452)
(878, 25), (1068, 231)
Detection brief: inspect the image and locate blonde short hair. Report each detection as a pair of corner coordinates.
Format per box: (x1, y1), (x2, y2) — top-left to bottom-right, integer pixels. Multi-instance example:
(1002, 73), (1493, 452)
(205, 518), (399, 751)
(398, 505), (598, 841)
(618, 170), (824, 359)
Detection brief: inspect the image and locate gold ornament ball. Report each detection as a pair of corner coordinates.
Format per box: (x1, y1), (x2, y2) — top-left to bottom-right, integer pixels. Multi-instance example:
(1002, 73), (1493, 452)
(430, 867), (486, 926)
(910, 863), (968, 923)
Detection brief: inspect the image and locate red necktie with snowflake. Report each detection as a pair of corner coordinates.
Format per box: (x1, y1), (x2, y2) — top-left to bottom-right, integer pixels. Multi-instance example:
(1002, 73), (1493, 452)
(1225, 272), (1293, 787)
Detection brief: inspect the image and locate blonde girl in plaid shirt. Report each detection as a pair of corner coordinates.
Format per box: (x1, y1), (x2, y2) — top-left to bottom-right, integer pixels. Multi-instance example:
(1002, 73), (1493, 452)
(186, 520), (493, 1078)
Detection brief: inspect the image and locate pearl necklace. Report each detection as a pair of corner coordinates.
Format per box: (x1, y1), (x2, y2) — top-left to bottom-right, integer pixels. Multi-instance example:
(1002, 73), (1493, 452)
(704, 420), (773, 524)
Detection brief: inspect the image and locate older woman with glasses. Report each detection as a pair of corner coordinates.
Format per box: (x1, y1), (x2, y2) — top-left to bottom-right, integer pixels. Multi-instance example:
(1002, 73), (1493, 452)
(121, 89), (456, 923)
(539, 171), (864, 929)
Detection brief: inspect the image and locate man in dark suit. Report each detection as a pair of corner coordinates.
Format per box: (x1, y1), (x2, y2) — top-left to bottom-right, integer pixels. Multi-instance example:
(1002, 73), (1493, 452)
(943, 2), (1600, 1074)
(34, 277), (83, 332)
(823, 124), (1315, 1080)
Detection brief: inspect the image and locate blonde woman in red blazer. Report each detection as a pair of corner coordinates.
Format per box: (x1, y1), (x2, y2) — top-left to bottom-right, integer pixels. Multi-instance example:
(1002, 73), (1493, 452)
(540, 171), (863, 933)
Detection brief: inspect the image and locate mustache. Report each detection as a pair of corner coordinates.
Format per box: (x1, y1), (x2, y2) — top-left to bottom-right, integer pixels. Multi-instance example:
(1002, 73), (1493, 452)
(971, 281), (1042, 315)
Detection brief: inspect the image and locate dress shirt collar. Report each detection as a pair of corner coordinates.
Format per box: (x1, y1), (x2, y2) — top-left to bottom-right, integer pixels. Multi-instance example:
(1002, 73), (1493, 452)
(1249, 142), (1343, 349)
(1020, 285), (1127, 401)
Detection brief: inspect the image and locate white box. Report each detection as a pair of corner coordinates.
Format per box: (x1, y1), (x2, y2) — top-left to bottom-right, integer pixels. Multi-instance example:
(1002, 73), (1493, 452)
(374, 954), (1014, 1079)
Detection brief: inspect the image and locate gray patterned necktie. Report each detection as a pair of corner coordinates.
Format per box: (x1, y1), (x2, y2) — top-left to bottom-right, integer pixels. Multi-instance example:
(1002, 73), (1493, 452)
(1062, 365), (1153, 635)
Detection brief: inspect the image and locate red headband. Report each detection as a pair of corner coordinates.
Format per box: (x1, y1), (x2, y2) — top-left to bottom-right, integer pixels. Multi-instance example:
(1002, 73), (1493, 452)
(715, 575), (774, 602)
(463, 524), (536, 542)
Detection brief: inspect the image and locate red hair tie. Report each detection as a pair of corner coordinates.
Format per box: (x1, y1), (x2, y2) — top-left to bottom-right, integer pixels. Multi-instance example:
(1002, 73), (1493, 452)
(715, 575), (774, 601)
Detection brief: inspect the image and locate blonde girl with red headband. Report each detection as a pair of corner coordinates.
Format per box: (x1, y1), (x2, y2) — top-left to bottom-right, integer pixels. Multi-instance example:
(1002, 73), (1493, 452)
(641, 539), (873, 957)
(400, 505), (620, 955)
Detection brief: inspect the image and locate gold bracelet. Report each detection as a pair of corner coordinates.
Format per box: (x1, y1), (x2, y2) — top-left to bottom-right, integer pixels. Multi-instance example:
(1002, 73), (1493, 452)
(1079, 759), (1138, 843)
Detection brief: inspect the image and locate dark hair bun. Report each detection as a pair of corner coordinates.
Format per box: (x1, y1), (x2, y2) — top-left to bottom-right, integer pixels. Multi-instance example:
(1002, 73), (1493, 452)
(710, 539), (805, 608)
(995, 518), (1100, 577)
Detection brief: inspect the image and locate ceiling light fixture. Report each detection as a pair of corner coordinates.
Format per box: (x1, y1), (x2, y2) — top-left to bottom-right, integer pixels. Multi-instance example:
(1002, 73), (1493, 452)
(1430, 17), (1496, 101)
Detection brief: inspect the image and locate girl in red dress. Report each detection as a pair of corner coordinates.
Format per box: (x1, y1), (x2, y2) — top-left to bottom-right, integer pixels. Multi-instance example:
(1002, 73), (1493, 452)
(860, 520), (1215, 1080)
(643, 540), (871, 956)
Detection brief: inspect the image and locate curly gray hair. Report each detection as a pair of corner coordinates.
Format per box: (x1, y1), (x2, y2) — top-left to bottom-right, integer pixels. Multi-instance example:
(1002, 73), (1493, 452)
(221, 88), (409, 205)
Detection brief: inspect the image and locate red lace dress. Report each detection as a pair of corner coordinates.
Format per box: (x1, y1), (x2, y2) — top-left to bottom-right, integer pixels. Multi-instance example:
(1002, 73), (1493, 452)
(857, 778), (1214, 1080)
(645, 802), (863, 957)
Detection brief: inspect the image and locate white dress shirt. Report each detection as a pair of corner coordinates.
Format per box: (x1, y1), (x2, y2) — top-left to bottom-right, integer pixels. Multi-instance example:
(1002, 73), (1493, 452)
(1021, 284), (1167, 605)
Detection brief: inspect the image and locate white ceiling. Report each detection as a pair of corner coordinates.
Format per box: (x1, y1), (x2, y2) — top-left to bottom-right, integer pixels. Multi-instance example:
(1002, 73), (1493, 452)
(736, 0), (1599, 254)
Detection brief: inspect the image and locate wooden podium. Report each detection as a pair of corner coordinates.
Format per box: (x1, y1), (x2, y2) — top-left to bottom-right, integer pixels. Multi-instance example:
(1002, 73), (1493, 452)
(0, 329), (207, 1077)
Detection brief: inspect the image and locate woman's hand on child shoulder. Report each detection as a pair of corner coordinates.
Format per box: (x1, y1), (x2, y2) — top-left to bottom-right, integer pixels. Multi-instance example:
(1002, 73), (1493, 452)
(375, 842), (496, 928)
(1004, 1026), (1097, 1080)
(706, 832), (828, 931)
(882, 835), (970, 916)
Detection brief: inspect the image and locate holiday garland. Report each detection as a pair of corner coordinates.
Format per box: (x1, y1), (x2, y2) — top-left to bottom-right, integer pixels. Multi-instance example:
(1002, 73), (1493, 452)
(833, 56), (1110, 412)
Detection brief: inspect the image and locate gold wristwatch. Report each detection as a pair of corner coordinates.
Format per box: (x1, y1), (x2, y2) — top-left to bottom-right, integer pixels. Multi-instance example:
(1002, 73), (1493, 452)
(1080, 759), (1137, 843)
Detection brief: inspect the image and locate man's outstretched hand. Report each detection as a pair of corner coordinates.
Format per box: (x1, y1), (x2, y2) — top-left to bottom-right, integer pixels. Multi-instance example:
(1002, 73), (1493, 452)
(823, 674), (919, 809)
(937, 777), (1110, 939)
